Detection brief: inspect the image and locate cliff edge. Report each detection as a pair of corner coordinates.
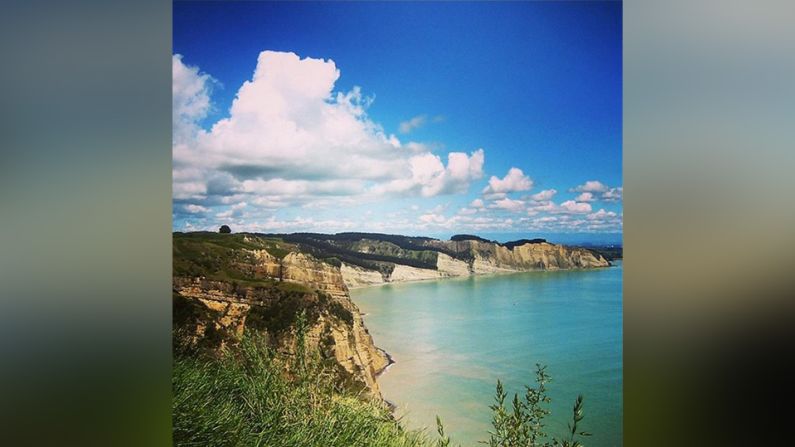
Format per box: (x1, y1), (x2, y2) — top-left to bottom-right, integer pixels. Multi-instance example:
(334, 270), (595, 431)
(173, 233), (389, 398)
(172, 231), (609, 397)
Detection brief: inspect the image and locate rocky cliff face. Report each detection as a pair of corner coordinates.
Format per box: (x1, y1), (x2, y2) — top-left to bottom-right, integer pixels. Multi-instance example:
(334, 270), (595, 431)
(340, 239), (609, 289)
(172, 232), (610, 398)
(172, 233), (389, 399)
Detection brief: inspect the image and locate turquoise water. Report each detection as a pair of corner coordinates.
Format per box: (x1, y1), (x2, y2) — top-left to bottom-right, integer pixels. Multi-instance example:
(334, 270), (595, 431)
(351, 261), (622, 447)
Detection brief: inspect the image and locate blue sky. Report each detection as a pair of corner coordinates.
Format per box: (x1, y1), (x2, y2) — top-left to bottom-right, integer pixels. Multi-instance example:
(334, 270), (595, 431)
(172, 1), (622, 244)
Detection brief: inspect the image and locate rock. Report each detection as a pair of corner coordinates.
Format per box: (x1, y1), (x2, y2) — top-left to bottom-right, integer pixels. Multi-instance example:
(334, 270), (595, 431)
(173, 250), (389, 400)
(436, 252), (471, 276)
(388, 264), (443, 282)
(340, 263), (385, 288)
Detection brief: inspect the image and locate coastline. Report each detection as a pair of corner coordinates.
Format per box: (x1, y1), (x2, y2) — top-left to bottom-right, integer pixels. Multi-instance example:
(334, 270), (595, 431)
(375, 347), (396, 378)
(374, 348), (397, 412)
(356, 261), (621, 416)
(353, 261), (623, 445)
(347, 263), (615, 291)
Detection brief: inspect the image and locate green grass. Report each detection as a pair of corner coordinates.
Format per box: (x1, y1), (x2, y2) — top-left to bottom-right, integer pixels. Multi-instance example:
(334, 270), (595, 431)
(173, 334), (433, 447)
(173, 333), (593, 447)
(173, 232), (298, 286)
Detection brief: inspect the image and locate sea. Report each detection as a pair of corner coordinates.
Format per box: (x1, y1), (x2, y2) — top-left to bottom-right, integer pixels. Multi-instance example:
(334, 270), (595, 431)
(351, 261), (622, 447)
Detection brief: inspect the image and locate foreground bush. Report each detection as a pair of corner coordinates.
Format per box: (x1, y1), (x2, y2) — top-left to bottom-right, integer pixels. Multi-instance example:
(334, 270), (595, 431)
(173, 334), (431, 447)
(173, 315), (591, 447)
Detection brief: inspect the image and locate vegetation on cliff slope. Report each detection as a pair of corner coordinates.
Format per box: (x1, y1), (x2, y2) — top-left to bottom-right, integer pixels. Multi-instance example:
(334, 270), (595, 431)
(173, 328), (432, 447)
(173, 324), (592, 447)
(174, 232), (296, 280)
(173, 231), (595, 446)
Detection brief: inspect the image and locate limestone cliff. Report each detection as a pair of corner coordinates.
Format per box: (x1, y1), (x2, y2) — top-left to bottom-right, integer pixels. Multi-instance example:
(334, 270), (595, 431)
(337, 237), (609, 288)
(173, 233), (389, 398)
(432, 239), (610, 272)
(172, 231), (611, 396)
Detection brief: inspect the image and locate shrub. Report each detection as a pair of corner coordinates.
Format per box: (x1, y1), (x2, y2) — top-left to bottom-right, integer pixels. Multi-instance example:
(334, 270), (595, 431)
(219, 225), (231, 233)
(483, 364), (591, 447)
(173, 327), (431, 447)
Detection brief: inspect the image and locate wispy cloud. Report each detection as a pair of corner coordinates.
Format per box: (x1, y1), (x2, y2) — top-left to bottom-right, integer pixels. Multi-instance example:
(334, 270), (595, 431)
(399, 115), (427, 134)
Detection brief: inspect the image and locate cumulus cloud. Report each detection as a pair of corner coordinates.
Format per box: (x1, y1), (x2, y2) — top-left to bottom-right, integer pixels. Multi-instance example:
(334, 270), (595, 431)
(172, 50), (622, 235)
(530, 189), (557, 201)
(529, 200), (557, 213)
(482, 168), (533, 195)
(558, 200), (593, 214)
(572, 180), (609, 193)
(587, 209), (618, 220)
(172, 55), (214, 146)
(602, 186), (623, 202)
(419, 212), (447, 224)
(372, 149), (484, 197)
(399, 115), (427, 134)
(489, 198), (526, 212)
(571, 181), (622, 202)
(173, 51), (486, 212)
(183, 204), (210, 214)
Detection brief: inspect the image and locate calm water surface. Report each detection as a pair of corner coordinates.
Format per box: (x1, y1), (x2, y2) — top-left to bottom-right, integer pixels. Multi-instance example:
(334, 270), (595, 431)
(351, 261), (622, 446)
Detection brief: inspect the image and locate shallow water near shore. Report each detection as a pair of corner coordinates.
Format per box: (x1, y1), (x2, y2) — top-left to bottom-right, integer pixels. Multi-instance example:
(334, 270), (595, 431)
(351, 261), (622, 447)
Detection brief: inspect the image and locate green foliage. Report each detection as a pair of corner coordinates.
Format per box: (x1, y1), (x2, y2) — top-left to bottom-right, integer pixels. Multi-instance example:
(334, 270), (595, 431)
(553, 395), (591, 447)
(219, 225), (232, 233)
(436, 416), (451, 447)
(486, 364), (591, 447)
(584, 246), (622, 262)
(173, 331), (432, 447)
(174, 336), (593, 447)
(173, 232), (294, 282)
(278, 233), (437, 271)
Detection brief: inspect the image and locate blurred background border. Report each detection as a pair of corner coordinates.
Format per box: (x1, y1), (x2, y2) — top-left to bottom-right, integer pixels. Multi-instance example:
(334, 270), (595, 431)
(1, 1), (793, 445)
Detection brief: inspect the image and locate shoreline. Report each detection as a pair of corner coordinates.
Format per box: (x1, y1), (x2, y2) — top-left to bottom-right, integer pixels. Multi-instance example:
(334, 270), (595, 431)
(347, 263), (616, 291)
(374, 348), (397, 412)
(360, 258), (623, 416)
(359, 261), (621, 416)
(375, 348), (395, 378)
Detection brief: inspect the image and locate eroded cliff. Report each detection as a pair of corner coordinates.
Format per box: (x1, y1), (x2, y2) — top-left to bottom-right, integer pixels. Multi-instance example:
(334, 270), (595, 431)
(172, 231), (610, 397)
(334, 236), (610, 288)
(173, 233), (389, 398)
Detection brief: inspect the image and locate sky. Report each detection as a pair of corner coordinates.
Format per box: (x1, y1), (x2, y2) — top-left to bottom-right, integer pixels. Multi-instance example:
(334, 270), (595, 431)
(172, 1), (622, 244)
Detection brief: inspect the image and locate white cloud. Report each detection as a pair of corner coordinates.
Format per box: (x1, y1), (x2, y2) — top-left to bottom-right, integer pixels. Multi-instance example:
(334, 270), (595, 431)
(571, 181), (622, 202)
(489, 198), (526, 213)
(602, 186), (623, 202)
(572, 180), (608, 193)
(587, 209), (618, 220)
(482, 168), (533, 195)
(419, 213), (447, 224)
(531, 189), (557, 201)
(183, 204), (210, 214)
(173, 51), (486, 212)
(172, 55), (214, 146)
(373, 149), (484, 197)
(172, 51), (622, 235)
(558, 200), (593, 214)
(399, 115), (427, 134)
(483, 192), (507, 201)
